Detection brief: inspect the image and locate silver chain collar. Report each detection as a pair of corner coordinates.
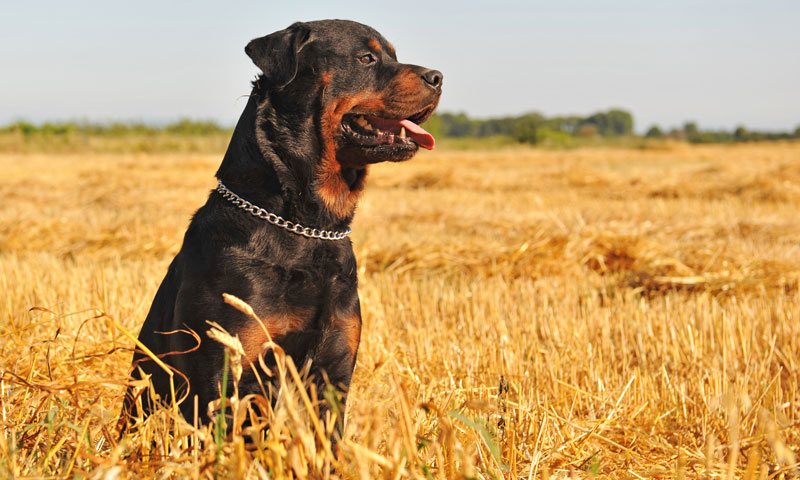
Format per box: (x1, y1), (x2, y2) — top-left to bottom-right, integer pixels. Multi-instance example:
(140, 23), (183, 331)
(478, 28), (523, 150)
(215, 180), (352, 241)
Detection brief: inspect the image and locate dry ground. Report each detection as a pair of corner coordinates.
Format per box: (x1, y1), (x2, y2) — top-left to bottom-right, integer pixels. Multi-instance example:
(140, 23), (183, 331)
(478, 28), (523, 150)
(1, 142), (799, 478)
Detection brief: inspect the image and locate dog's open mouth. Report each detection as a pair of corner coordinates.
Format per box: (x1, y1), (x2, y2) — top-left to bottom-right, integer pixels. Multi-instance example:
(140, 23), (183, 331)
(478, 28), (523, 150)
(341, 108), (435, 151)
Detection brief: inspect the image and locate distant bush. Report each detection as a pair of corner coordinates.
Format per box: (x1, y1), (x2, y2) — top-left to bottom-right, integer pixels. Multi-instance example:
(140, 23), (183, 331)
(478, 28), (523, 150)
(3, 122), (39, 135)
(0, 120), (234, 153)
(0, 120), (231, 137)
(688, 130), (734, 144)
(426, 108), (636, 146)
(645, 125), (664, 138)
(734, 126), (749, 142)
(165, 119), (229, 136)
(579, 109), (634, 137)
(682, 122), (698, 139)
(434, 112), (477, 137)
(3, 113), (796, 152)
(576, 125), (598, 138)
(536, 127), (574, 146)
(511, 113), (544, 144)
(673, 121), (796, 144)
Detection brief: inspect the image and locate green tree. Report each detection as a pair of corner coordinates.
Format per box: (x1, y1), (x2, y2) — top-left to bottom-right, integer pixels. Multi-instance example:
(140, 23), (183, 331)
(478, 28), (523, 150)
(606, 109), (634, 136)
(580, 112), (608, 136)
(511, 113), (544, 144)
(578, 109), (634, 137)
(5, 121), (38, 135)
(644, 125), (664, 138)
(478, 117), (516, 137)
(437, 112), (476, 137)
(683, 121), (699, 140)
(645, 125), (664, 138)
(733, 125), (749, 142)
(546, 115), (583, 134)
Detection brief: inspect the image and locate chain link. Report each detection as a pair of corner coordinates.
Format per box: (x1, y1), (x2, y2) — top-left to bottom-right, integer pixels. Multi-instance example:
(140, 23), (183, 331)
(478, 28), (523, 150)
(215, 181), (351, 241)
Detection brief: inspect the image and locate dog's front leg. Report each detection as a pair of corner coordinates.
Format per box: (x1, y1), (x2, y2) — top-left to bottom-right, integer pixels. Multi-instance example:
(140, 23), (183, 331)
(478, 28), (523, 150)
(309, 309), (362, 445)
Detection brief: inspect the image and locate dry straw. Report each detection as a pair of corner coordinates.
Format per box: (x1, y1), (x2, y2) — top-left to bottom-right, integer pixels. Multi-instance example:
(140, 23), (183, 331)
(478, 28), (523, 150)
(1, 141), (799, 477)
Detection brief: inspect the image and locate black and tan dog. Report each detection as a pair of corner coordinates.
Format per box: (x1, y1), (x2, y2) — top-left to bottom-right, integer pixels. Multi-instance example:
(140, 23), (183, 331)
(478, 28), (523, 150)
(123, 20), (442, 433)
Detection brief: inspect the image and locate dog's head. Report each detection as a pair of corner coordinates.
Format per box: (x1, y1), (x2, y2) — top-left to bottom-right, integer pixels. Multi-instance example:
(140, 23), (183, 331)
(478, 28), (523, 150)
(246, 20), (442, 164)
(245, 20), (442, 217)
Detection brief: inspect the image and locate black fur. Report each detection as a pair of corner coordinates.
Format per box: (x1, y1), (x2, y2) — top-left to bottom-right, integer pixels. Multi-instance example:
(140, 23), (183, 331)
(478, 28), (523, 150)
(122, 19), (442, 436)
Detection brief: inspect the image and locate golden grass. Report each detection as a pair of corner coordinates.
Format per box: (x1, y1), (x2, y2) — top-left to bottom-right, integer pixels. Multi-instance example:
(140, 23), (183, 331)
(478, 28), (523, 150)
(1, 142), (799, 478)
(0, 130), (233, 154)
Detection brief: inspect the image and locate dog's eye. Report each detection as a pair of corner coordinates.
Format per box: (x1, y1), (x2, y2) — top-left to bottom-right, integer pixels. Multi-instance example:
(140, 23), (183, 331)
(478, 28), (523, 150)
(358, 53), (376, 65)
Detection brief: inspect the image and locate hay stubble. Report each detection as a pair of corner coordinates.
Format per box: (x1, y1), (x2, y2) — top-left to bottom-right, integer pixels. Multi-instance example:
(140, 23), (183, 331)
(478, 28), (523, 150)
(1, 143), (798, 478)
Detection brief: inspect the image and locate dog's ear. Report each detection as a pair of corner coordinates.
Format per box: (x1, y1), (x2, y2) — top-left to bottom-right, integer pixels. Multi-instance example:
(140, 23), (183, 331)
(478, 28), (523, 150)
(246, 22), (312, 88)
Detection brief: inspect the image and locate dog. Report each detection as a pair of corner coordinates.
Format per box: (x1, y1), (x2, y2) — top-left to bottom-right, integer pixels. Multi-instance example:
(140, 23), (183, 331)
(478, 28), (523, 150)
(122, 19), (442, 435)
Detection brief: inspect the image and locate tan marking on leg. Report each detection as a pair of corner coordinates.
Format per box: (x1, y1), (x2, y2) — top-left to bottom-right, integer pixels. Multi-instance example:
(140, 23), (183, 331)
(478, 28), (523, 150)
(334, 313), (362, 359)
(236, 310), (311, 367)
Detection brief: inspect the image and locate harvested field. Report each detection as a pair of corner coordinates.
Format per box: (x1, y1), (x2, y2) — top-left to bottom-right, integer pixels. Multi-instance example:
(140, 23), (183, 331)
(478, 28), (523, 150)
(1, 142), (799, 478)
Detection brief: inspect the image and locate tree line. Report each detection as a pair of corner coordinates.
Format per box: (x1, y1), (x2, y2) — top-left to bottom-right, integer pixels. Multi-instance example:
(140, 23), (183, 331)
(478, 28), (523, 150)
(1, 119), (231, 137)
(2, 112), (798, 145)
(644, 122), (800, 143)
(424, 110), (799, 145)
(423, 109), (635, 144)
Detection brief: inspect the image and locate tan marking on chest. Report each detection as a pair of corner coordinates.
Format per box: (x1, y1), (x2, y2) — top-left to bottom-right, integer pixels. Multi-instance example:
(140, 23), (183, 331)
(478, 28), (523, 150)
(317, 92), (385, 218)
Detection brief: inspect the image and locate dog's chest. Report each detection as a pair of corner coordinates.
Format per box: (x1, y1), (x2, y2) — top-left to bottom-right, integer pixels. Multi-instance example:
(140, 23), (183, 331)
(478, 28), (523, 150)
(224, 239), (358, 314)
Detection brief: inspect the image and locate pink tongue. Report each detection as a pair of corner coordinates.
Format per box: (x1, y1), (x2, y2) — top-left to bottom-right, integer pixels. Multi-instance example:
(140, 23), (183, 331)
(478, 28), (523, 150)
(398, 119), (435, 150)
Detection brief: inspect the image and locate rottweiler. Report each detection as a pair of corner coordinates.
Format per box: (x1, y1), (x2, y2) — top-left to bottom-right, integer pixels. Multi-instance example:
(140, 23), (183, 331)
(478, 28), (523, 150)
(122, 19), (442, 435)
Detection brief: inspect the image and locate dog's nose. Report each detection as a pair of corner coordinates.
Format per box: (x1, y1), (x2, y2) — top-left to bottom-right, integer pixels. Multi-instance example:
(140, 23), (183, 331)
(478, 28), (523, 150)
(421, 69), (443, 90)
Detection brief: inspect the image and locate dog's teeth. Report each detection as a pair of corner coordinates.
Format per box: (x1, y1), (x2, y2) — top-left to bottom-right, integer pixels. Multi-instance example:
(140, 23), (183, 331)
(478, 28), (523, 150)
(399, 127), (406, 138)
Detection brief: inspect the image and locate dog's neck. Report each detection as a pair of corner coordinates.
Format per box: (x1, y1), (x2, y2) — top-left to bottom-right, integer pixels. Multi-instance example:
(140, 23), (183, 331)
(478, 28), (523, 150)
(215, 90), (355, 233)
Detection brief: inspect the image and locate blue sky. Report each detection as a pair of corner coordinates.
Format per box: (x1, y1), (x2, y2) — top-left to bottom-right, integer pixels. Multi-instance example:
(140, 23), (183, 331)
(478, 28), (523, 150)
(1, 1), (798, 132)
